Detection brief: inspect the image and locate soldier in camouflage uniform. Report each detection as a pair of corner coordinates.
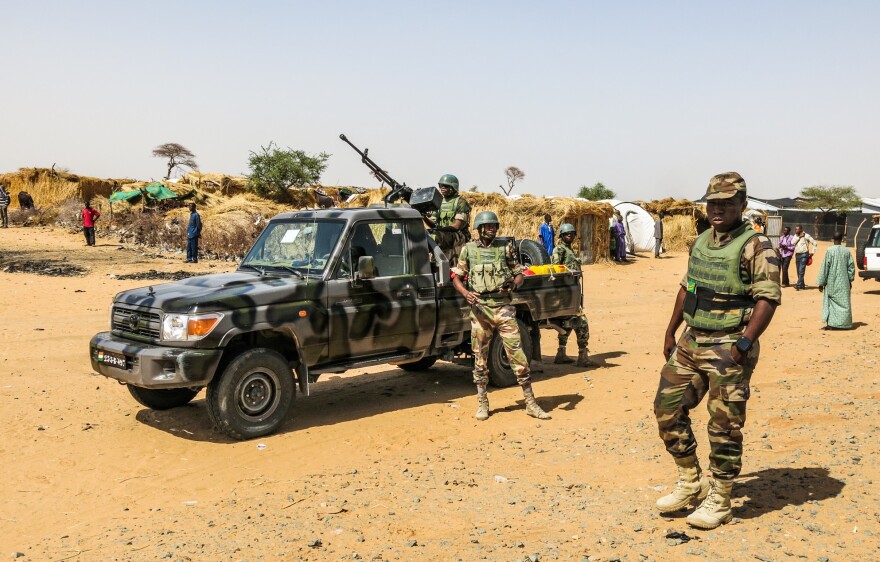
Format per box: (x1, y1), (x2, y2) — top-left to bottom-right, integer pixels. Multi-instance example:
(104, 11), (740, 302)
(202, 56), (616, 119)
(452, 210), (552, 421)
(551, 223), (591, 366)
(654, 172), (781, 530)
(423, 174), (471, 260)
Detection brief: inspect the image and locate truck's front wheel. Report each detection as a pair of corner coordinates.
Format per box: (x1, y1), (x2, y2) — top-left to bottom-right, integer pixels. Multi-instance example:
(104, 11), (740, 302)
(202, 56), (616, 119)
(206, 349), (295, 440)
(487, 318), (533, 388)
(128, 386), (201, 410)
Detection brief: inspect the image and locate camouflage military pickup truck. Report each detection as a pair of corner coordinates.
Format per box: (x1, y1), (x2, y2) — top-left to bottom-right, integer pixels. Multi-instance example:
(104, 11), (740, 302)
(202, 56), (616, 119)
(90, 207), (583, 439)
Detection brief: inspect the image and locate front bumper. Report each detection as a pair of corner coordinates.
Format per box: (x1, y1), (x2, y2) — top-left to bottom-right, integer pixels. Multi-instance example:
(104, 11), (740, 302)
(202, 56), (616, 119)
(89, 331), (223, 388)
(858, 270), (880, 280)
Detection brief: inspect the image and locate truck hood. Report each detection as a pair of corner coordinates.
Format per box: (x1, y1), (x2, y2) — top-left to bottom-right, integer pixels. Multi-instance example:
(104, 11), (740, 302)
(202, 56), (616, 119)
(114, 271), (316, 313)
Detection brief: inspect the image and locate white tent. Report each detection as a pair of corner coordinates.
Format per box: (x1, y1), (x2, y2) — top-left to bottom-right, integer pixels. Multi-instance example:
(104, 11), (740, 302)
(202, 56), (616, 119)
(602, 200), (657, 254)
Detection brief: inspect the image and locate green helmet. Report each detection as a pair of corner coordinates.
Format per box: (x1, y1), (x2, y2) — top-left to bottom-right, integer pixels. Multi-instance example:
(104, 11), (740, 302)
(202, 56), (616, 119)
(559, 223), (576, 236)
(438, 174), (459, 192)
(473, 210), (500, 230)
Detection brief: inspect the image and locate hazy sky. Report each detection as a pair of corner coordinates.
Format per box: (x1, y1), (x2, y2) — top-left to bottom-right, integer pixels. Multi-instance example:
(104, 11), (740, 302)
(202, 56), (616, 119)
(2, 1), (878, 201)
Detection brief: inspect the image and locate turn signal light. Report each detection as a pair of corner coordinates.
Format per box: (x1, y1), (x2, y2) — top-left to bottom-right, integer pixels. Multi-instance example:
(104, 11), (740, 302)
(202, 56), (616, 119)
(188, 316), (221, 338)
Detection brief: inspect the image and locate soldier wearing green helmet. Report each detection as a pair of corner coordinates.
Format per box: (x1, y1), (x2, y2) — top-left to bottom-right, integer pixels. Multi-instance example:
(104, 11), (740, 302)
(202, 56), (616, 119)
(423, 173), (471, 259)
(452, 210), (552, 421)
(551, 223), (591, 366)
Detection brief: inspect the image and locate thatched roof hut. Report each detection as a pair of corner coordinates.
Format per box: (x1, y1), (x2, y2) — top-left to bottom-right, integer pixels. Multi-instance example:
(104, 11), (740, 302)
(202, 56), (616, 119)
(0, 167), (134, 208)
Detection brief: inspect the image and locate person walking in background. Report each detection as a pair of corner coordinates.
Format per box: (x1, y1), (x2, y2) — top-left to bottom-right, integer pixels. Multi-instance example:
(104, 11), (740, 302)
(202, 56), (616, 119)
(186, 203), (202, 263)
(792, 225), (817, 290)
(654, 211), (665, 258)
(538, 213), (555, 256)
(653, 172), (780, 530)
(0, 183), (10, 228)
(80, 200), (100, 246)
(551, 223), (591, 366)
(777, 226), (796, 287)
(613, 211), (627, 262)
(817, 230), (855, 330)
(753, 217), (765, 233)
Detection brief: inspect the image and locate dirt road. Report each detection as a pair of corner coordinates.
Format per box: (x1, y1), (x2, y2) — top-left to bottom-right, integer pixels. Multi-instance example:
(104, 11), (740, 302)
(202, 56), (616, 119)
(0, 226), (877, 561)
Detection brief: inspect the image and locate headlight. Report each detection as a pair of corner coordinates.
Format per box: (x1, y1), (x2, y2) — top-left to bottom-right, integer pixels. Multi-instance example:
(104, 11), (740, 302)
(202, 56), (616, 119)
(162, 313), (223, 341)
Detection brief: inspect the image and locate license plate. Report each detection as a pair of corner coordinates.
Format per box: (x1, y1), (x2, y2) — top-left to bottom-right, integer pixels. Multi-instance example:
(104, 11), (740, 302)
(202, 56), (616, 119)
(97, 350), (128, 369)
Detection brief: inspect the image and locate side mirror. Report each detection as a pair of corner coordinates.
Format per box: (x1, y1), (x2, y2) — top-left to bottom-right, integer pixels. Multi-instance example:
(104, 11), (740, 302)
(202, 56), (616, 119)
(355, 256), (377, 281)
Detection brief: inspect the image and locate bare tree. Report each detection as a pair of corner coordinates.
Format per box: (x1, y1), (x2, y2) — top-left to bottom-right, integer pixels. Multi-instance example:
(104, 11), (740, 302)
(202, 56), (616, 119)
(152, 143), (198, 180)
(499, 166), (525, 196)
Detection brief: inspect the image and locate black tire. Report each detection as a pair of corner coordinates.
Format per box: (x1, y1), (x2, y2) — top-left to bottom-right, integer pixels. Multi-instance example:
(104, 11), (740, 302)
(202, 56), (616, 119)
(206, 349), (295, 440)
(397, 356), (438, 372)
(518, 239), (550, 266)
(127, 385), (201, 410)
(856, 239), (866, 270)
(487, 318), (533, 388)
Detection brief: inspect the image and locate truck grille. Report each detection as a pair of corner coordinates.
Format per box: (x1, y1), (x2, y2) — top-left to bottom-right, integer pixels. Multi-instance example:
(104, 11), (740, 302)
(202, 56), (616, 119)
(112, 306), (161, 339)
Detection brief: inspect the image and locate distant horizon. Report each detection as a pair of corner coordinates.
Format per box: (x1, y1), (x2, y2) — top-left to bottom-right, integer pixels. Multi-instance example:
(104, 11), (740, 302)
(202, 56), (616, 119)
(3, 2), (878, 201)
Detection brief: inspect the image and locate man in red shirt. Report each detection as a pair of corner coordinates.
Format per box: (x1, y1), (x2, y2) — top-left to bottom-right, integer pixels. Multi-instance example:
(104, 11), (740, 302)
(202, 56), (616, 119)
(81, 201), (101, 246)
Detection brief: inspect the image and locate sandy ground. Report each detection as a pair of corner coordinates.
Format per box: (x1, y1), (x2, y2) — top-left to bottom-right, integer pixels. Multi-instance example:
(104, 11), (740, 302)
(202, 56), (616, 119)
(0, 225), (877, 562)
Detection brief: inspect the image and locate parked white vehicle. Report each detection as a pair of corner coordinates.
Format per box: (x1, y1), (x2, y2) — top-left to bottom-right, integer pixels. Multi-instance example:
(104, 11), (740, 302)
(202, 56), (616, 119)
(857, 221), (880, 281)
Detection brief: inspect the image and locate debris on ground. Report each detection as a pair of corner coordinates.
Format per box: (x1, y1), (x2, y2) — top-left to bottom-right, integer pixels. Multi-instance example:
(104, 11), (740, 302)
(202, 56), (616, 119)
(112, 270), (193, 281)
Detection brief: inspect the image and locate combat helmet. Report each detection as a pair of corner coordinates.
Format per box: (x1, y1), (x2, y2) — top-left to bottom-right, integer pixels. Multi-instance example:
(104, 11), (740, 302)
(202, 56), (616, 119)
(438, 174), (459, 192)
(473, 210), (500, 230)
(559, 223), (576, 236)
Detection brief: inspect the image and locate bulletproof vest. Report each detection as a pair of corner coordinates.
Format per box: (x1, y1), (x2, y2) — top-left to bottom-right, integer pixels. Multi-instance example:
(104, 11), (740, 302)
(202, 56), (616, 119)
(683, 223), (759, 330)
(554, 243), (581, 268)
(466, 240), (511, 294)
(438, 196), (459, 227)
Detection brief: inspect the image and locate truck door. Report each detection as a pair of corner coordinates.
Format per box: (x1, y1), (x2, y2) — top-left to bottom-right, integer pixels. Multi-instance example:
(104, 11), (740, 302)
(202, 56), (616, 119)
(326, 221), (435, 360)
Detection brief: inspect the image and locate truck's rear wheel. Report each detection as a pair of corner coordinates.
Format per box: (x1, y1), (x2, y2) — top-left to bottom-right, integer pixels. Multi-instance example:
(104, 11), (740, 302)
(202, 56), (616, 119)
(397, 356), (438, 372)
(487, 318), (533, 388)
(206, 349), (294, 440)
(128, 385), (201, 410)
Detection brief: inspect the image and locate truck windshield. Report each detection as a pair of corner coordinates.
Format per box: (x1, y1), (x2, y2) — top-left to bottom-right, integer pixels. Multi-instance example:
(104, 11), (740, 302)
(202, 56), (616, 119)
(241, 219), (345, 275)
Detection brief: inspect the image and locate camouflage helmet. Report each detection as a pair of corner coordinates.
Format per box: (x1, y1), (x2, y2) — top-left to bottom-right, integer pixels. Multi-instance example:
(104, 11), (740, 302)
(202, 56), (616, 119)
(473, 210), (500, 230)
(559, 223), (576, 236)
(438, 174), (459, 192)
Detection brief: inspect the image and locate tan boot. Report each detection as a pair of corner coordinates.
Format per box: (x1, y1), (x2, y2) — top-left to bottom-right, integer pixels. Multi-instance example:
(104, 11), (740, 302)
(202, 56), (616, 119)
(576, 348), (593, 367)
(655, 455), (710, 512)
(554, 347), (574, 364)
(687, 478), (734, 529)
(475, 386), (490, 421)
(522, 384), (551, 420)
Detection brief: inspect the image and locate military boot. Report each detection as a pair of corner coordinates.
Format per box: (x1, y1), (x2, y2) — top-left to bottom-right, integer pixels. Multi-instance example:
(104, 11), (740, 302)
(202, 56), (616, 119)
(686, 478), (734, 529)
(522, 384), (551, 420)
(655, 455), (709, 512)
(475, 385), (490, 421)
(554, 346), (574, 364)
(576, 348), (593, 367)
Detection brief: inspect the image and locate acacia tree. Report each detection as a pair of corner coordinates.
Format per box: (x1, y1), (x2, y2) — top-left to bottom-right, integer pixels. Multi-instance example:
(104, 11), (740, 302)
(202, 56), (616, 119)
(152, 143), (198, 180)
(797, 185), (862, 215)
(499, 166), (525, 196)
(577, 182), (615, 200)
(247, 142), (330, 200)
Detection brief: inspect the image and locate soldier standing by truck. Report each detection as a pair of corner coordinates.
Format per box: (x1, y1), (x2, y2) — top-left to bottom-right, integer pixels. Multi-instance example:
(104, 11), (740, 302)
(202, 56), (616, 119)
(452, 210), (552, 422)
(422, 174), (471, 259)
(551, 223), (591, 366)
(653, 172), (781, 529)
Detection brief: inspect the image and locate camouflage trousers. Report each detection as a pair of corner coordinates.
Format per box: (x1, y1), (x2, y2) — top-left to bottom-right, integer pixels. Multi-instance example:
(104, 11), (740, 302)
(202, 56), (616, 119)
(654, 327), (759, 480)
(470, 302), (531, 387)
(558, 312), (590, 349)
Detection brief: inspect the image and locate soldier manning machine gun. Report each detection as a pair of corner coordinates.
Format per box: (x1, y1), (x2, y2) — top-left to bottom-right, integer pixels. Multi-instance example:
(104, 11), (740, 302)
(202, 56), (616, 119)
(339, 134), (441, 214)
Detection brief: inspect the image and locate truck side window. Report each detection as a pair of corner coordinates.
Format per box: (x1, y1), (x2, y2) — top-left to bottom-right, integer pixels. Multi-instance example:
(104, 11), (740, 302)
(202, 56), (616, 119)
(335, 222), (408, 279)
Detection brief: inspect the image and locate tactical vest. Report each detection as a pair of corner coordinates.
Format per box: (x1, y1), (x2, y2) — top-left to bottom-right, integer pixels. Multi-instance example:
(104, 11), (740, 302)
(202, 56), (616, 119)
(438, 196), (459, 227)
(683, 224), (759, 330)
(466, 241), (511, 294)
(553, 243), (581, 268)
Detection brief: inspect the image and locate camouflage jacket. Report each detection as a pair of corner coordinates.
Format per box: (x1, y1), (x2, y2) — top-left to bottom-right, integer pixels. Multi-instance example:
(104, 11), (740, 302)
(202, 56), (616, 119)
(551, 242), (581, 269)
(453, 237), (523, 305)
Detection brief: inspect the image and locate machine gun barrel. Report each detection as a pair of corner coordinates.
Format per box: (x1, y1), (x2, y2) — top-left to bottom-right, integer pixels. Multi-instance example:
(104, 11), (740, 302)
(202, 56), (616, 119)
(339, 134), (412, 204)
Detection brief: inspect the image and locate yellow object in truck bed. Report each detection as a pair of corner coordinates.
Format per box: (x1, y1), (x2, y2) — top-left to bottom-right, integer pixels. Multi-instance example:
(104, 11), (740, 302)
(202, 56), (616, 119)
(524, 264), (569, 275)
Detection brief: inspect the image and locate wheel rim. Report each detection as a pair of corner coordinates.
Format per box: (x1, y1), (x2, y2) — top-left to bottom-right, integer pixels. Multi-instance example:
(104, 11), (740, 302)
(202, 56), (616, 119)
(236, 369), (281, 421)
(498, 348), (511, 371)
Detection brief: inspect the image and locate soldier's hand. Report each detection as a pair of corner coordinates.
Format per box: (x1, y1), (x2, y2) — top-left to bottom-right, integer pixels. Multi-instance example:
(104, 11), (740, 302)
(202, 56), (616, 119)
(663, 333), (677, 361)
(465, 291), (481, 305)
(729, 346), (744, 366)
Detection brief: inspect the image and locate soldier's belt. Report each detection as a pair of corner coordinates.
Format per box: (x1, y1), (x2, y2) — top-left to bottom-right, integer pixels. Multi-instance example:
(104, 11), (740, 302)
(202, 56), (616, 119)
(684, 286), (756, 315)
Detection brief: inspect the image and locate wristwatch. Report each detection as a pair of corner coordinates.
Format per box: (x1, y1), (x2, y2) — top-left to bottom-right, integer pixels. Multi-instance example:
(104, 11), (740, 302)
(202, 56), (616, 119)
(735, 336), (753, 353)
